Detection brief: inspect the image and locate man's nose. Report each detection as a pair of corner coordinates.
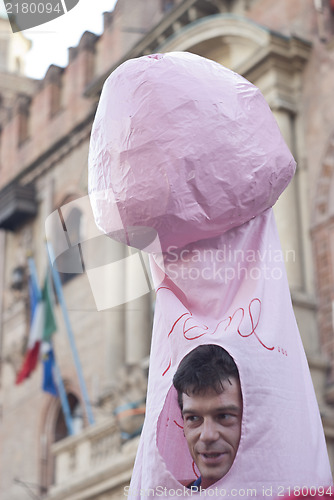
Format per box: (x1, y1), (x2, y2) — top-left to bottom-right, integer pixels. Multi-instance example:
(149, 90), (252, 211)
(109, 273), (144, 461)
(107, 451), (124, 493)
(200, 418), (219, 442)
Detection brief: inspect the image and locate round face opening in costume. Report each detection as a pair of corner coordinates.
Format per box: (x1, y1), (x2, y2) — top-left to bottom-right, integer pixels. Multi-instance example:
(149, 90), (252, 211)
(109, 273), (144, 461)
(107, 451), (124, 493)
(182, 378), (242, 488)
(172, 344), (243, 488)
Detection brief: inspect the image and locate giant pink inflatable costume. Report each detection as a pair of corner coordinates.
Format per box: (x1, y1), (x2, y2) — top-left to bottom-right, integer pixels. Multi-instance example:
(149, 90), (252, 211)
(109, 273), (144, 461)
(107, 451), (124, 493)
(89, 52), (333, 498)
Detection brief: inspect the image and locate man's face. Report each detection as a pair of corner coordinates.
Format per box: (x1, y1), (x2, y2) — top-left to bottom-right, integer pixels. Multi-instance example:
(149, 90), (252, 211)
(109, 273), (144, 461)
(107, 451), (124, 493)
(182, 377), (242, 488)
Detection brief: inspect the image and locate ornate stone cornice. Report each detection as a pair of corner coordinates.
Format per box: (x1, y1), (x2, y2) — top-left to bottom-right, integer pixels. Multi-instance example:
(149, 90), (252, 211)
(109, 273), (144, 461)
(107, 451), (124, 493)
(157, 13), (312, 113)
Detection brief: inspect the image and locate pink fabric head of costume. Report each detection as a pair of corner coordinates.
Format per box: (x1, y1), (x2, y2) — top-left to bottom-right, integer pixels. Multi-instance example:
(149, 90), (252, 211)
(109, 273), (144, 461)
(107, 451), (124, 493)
(89, 52), (333, 498)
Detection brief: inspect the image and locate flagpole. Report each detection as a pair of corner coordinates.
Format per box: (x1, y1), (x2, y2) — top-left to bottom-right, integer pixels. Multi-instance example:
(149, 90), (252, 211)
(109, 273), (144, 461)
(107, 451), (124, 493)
(45, 242), (95, 426)
(28, 258), (74, 436)
(27, 258), (42, 301)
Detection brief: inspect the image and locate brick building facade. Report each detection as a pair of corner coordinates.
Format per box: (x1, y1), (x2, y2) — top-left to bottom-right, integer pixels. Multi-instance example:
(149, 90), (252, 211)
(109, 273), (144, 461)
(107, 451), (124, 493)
(0, 1), (333, 498)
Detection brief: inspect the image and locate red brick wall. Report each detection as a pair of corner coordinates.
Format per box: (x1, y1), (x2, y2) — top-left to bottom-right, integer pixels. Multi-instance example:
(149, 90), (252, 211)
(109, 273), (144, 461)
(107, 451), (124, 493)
(313, 221), (334, 381)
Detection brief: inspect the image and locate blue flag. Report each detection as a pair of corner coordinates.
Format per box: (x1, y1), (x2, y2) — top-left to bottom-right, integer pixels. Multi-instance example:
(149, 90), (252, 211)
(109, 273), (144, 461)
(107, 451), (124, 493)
(41, 342), (57, 396)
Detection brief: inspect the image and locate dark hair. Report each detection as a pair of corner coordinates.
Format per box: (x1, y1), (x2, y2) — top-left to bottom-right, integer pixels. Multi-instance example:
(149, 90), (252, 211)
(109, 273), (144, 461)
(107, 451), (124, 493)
(172, 344), (239, 410)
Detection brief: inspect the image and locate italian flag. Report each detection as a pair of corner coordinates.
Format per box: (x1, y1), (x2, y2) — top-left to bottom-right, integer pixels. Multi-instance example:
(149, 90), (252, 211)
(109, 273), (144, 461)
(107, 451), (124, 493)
(16, 274), (57, 384)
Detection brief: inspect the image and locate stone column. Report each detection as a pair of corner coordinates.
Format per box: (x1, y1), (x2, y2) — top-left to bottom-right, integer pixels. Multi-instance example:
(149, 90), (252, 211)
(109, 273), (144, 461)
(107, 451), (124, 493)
(272, 108), (303, 291)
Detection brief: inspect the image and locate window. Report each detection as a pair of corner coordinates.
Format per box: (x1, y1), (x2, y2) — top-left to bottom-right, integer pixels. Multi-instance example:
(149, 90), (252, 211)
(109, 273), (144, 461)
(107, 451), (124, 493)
(16, 95), (31, 146)
(40, 392), (84, 492)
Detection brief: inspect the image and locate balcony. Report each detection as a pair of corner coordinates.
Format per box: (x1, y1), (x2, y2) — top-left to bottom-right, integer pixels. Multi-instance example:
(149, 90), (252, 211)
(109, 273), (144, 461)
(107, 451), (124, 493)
(47, 418), (140, 500)
(0, 182), (37, 230)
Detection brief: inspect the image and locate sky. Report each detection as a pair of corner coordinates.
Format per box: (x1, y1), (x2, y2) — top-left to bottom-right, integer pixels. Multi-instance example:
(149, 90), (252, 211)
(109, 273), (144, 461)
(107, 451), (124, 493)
(1, 0), (118, 79)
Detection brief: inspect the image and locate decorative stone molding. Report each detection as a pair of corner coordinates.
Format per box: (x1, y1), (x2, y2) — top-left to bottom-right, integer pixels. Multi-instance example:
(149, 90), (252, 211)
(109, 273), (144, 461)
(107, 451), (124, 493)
(158, 12), (272, 51)
(157, 14), (311, 113)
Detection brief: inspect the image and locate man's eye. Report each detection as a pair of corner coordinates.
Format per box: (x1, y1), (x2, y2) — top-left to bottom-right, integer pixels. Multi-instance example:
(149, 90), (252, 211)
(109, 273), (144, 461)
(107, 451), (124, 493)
(186, 415), (199, 423)
(219, 413), (232, 421)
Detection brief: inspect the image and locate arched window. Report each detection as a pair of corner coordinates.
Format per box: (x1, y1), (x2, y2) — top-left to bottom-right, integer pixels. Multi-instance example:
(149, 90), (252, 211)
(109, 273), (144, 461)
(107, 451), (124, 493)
(40, 392), (84, 492)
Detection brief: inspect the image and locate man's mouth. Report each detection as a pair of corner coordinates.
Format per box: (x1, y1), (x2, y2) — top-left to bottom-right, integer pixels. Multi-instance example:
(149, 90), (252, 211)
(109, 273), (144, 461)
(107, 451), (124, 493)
(199, 452), (226, 463)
